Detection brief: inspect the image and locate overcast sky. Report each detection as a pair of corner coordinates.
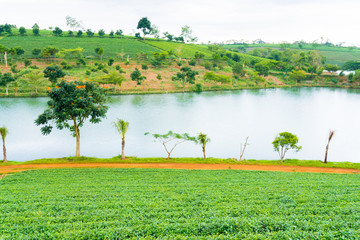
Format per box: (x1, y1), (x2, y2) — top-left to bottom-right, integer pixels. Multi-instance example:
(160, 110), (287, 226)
(2, 0), (360, 45)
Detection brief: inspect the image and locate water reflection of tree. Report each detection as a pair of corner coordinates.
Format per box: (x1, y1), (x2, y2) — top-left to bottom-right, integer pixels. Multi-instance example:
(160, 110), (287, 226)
(109, 96), (126, 105)
(131, 95), (146, 107)
(0, 97), (48, 110)
(175, 92), (195, 106)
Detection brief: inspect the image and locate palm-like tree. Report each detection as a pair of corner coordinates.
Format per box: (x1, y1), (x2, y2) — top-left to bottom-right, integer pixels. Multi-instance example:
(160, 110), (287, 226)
(197, 132), (210, 160)
(113, 119), (129, 160)
(105, 71), (124, 93)
(0, 127), (8, 163)
(25, 70), (45, 94)
(324, 130), (335, 164)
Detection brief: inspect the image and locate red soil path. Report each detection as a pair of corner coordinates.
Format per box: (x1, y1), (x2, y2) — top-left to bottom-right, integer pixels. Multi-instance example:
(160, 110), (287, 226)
(1, 163), (359, 175)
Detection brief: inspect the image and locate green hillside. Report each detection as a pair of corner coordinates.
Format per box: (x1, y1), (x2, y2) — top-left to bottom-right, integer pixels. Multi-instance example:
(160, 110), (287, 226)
(0, 35), (162, 58)
(224, 43), (360, 66)
(143, 39), (213, 58)
(0, 29), (269, 62)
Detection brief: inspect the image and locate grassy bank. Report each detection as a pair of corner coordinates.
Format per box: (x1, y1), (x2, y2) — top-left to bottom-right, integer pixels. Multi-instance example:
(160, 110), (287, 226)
(1, 157), (359, 170)
(1, 168), (359, 239)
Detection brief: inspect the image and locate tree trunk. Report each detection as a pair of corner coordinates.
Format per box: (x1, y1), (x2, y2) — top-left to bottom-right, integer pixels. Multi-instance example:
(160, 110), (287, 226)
(75, 131), (80, 157)
(5, 87), (8, 96)
(2, 139), (6, 163)
(324, 144), (329, 164)
(35, 86), (38, 95)
(202, 146), (206, 160)
(4, 52), (7, 67)
(73, 121), (80, 157)
(239, 137), (249, 161)
(167, 153), (171, 160)
(121, 138), (125, 160)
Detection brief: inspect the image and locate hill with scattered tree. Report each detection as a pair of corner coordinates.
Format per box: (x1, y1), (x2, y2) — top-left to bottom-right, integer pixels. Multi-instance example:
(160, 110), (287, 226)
(0, 22), (360, 98)
(223, 42), (360, 66)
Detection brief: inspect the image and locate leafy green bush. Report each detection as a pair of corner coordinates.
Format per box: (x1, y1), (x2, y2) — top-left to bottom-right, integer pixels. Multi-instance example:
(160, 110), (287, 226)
(188, 59), (196, 66)
(141, 64), (148, 70)
(195, 83), (203, 92)
(289, 70), (306, 83)
(60, 61), (72, 70)
(203, 72), (231, 84)
(108, 58), (114, 66)
(204, 61), (212, 70)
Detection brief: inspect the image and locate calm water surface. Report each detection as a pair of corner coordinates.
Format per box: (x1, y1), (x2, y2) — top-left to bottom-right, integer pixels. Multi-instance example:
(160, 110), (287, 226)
(1, 87), (360, 162)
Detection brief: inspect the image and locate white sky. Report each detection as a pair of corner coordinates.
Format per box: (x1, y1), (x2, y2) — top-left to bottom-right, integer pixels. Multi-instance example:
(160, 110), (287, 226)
(2, 0), (360, 46)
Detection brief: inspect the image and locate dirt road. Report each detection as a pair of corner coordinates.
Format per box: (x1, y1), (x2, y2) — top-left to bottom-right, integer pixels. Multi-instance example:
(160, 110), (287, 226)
(1, 162), (359, 174)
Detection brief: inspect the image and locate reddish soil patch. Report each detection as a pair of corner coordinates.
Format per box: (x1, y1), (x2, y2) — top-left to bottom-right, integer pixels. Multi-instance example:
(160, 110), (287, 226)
(0, 163), (359, 175)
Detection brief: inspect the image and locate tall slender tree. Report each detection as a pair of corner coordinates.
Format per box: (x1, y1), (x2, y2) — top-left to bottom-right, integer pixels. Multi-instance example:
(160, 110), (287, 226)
(324, 130), (335, 164)
(0, 127), (8, 163)
(197, 132), (210, 160)
(113, 119), (129, 160)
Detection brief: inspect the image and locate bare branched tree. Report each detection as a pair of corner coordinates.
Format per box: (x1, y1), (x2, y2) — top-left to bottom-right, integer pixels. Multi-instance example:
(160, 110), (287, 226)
(239, 136), (249, 161)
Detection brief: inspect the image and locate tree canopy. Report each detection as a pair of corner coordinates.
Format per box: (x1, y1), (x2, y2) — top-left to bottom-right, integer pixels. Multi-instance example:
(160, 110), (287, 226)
(272, 132), (302, 162)
(137, 17), (151, 39)
(43, 65), (65, 86)
(172, 66), (199, 92)
(145, 131), (196, 160)
(35, 80), (108, 157)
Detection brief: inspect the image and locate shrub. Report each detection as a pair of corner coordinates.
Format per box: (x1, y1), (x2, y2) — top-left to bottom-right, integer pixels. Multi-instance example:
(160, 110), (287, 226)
(60, 61), (73, 70)
(204, 61), (212, 70)
(254, 61), (270, 76)
(289, 70), (307, 83)
(188, 59), (196, 66)
(141, 64), (148, 70)
(76, 58), (86, 67)
(10, 65), (18, 73)
(232, 62), (246, 77)
(156, 74), (162, 80)
(29, 65), (39, 69)
(24, 59), (32, 67)
(248, 71), (266, 83)
(195, 83), (203, 92)
(108, 58), (114, 66)
(203, 72), (231, 84)
(32, 48), (41, 57)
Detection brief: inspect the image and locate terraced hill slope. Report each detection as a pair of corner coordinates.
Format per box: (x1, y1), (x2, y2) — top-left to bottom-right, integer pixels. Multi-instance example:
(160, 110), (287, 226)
(223, 43), (360, 66)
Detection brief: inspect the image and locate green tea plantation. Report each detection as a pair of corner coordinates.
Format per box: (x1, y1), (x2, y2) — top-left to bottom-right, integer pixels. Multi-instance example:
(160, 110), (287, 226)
(1, 168), (360, 239)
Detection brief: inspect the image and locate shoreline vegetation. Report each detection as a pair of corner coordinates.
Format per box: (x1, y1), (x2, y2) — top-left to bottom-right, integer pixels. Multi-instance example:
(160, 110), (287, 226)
(2, 157), (360, 170)
(0, 83), (357, 99)
(1, 26), (360, 98)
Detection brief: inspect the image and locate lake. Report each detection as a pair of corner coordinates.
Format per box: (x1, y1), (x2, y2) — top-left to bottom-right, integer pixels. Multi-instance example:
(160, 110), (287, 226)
(1, 87), (360, 162)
